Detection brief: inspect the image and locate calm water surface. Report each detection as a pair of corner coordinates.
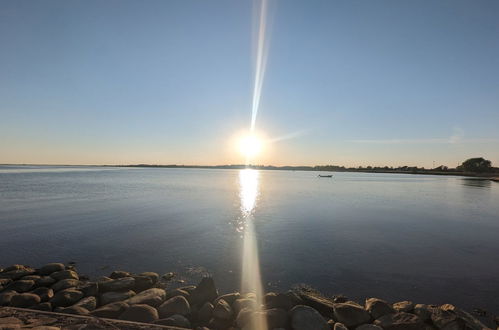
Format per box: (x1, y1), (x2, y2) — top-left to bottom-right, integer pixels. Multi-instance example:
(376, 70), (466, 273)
(1, 166), (498, 312)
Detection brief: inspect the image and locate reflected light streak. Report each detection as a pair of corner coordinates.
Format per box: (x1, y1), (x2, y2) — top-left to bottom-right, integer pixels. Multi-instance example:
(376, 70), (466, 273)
(239, 169), (267, 330)
(251, 0), (269, 132)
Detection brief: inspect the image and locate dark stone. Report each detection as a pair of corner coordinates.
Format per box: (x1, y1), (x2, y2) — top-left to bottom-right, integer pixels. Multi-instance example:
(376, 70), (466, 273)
(333, 302), (372, 328)
(50, 270), (79, 281)
(158, 295), (191, 318)
(57, 306), (90, 315)
(265, 292), (293, 310)
(393, 301), (414, 312)
(0, 268), (35, 280)
(31, 287), (54, 302)
(139, 272), (159, 285)
(299, 291), (335, 318)
(0, 279), (12, 287)
(39, 263), (65, 276)
(365, 298), (395, 319)
(119, 304), (159, 323)
(36, 276), (56, 288)
(154, 314), (191, 328)
(165, 288), (190, 301)
(91, 301), (129, 318)
(10, 293), (41, 307)
(212, 298), (233, 320)
(125, 288), (166, 307)
(50, 289), (84, 307)
(374, 312), (425, 330)
(109, 271), (131, 279)
(100, 290), (135, 305)
(133, 275), (153, 292)
(413, 304), (437, 322)
(290, 305), (330, 330)
(5, 280), (35, 293)
(99, 277), (135, 292)
(197, 302), (214, 323)
(190, 277), (218, 306)
(260, 308), (288, 329)
(78, 282), (98, 297)
(0, 291), (16, 306)
(31, 302), (52, 311)
(74, 296), (97, 311)
(52, 279), (79, 292)
(21, 275), (41, 281)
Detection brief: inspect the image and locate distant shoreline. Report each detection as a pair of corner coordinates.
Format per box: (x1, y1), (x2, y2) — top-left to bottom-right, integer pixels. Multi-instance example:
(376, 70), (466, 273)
(1, 163), (499, 179)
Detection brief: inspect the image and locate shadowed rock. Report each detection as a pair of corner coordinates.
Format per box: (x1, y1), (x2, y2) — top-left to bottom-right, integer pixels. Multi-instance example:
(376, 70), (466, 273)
(39, 263), (65, 276)
(265, 292), (293, 310)
(6, 280), (35, 293)
(109, 271), (131, 279)
(50, 289), (84, 307)
(101, 290), (135, 305)
(10, 293), (41, 307)
(36, 276), (56, 287)
(99, 277), (135, 292)
(333, 302), (371, 328)
(119, 304), (159, 323)
(393, 301), (414, 313)
(56, 306), (90, 315)
(31, 302), (52, 311)
(125, 288), (166, 307)
(190, 277), (218, 306)
(212, 298), (232, 320)
(73, 296), (97, 311)
(52, 279), (79, 292)
(50, 270), (79, 281)
(374, 312), (425, 330)
(197, 301), (214, 323)
(365, 298), (395, 319)
(290, 305), (330, 330)
(158, 295), (191, 318)
(0, 291), (16, 306)
(31, 287), (54, 302)
(91, 301), (129, 318)
(154, 314), (191, 328)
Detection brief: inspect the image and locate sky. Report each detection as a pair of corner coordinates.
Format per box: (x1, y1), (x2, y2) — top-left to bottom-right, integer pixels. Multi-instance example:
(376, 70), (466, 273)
(1, 0), (498, 167)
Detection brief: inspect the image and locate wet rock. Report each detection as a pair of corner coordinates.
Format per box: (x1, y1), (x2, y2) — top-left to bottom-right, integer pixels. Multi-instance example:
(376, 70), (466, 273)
(91, 301), (129, 318)
(125, 288), (166, 307)
(5, 279), (35, 292)
(233, 298), (258, 314)
(165, 288), (190, 301)
(393, 301), (414, 312)
(374, 312), (425, 330)
(50, 270), (79, 281)
(50, 289), (84, 307)
(333, 302), (372, 328)
(207, 317), (233, 330)
(39, 263), (65, 276)
(158, 295), (191, 318)
(31, 287), (54, 302)
(99, 277), (135, 292)
(154, 314), (191, 328)
(299, 291), (335, 318)
(109, 271), (131, 279)
(31, 302), (53, 311)
(133, 275), (153, 292)
(334, 323), (348, 330)
(36, 276), (56, 288)
(190, 277), (218, 306)
(52, 279), (79, 292)
(215, 292), (241, 306)
(73, 296), (97, 311)
(290, 305), (330, 330)
(198, 302), (214, 323)
(57, 306), (89, 315)
(265, 292), (293, 310)
(213, 298), (233, 320)
(236, 307), (254, 328)
(100, 290), (135, 305)
(413, 304), (436, 322)
(78, 282), (98, 297)
(260, 308), (288, 329)
(0, 291), (16, 306)
(10, 293), (41, 307)
(139, 272), (159, 285)
(365, 298), (395, 319)
(119, 303), (159, 323)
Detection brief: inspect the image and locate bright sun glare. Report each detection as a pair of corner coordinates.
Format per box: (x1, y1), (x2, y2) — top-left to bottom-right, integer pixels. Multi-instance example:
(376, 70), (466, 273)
(239, 135), (263, 158)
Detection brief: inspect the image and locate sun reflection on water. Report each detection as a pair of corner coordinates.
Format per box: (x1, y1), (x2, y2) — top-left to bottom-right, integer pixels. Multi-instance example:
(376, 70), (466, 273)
(238, 169), (268, 330)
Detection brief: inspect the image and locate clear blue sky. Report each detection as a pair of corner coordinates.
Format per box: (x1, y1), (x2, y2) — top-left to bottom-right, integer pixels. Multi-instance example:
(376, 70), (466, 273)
(1, 0), (498, 167)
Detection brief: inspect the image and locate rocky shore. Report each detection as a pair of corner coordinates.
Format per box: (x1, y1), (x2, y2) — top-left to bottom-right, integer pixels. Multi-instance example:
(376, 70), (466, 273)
(0, 263), (494, 330)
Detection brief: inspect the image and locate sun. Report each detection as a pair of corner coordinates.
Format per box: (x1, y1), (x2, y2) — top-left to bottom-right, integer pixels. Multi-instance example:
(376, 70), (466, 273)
(239, 134), (263, 158)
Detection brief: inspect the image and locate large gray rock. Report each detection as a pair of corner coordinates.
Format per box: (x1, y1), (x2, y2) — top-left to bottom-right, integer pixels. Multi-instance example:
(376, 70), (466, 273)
(100, 290), (135, 305)
(374, 312), (425, 330)
(333, 302), (371, 328)
(125, 288), (166, 307)
(197, 301), (214, 322)
(10, 293), (41, 307)
(5, 280), (35, 292)
(36, 276), (56, 287)
(299, 291), (335, 318)
(393, 301), (414, 312)
(154, 314), (191, 328)
(73, 296), (97, 311)
(0, 291), (16, 306)
(213, 298), (232, 320)
(50, 270), (79, 281)
(265, 292), (293, 310)
(52, 279), (79, 292)
(50, 289), (84, 307)
(39, 263), (65, 276)
(91, 301), (129, 318)
(365, 298), (395, 319)
(290, 305), (329, 330)
(190, 277), (218, 306)
(119, 304), (159, 323)
(99, 277), (135, 292)
(31, 287), (54, 302)
(158, 295), (191, 318)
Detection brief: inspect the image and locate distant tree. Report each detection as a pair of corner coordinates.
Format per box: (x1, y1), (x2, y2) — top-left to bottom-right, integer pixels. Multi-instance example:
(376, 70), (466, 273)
(434, 165), (448, 171)
(458, 157), (492, 173)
